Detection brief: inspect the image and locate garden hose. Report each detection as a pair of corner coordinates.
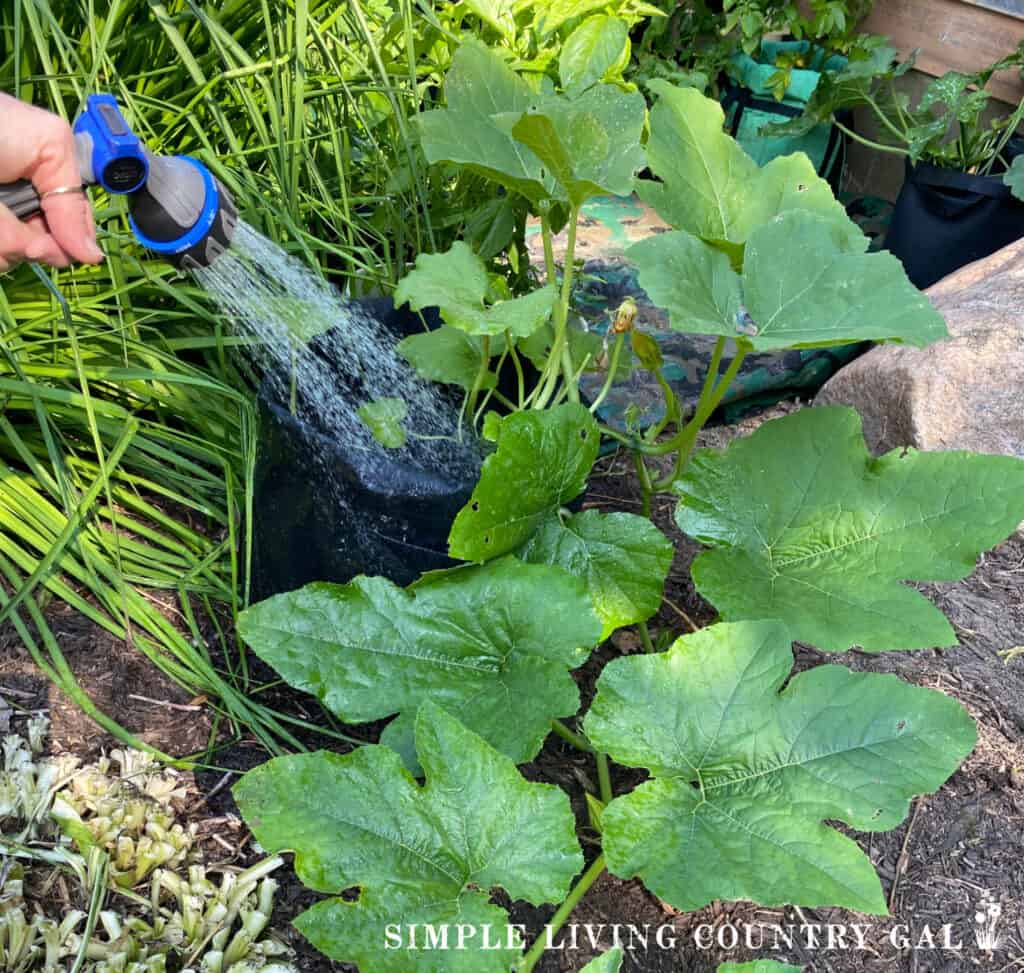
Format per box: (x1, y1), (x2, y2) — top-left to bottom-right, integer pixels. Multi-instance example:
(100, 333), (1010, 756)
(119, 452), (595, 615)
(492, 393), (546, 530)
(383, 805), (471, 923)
(0, 94), (236, 268)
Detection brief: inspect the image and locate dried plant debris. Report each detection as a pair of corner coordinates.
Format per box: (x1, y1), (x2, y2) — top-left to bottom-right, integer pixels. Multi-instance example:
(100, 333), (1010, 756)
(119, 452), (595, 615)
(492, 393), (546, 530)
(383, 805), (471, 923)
(0, 718), (296, 973)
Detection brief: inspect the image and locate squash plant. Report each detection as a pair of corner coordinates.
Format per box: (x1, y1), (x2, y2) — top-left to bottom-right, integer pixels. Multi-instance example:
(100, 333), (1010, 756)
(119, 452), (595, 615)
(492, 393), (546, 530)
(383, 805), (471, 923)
(770, 41), (1024, 173)
(231, 44), (1024, 973)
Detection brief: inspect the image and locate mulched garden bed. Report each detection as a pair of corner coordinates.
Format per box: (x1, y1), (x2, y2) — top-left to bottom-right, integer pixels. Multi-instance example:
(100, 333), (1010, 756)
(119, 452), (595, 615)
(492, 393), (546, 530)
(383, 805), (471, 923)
(2, 400), (1021, 973)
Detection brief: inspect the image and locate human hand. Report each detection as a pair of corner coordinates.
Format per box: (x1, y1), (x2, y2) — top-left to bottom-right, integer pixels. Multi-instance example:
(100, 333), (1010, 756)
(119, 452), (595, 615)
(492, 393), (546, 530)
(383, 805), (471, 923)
(0, 93), (104, 272)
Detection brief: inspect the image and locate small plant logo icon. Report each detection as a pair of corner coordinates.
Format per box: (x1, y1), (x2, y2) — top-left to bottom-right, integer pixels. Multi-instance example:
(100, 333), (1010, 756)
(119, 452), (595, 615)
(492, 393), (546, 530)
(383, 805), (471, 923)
(974, 891), (1002, 951)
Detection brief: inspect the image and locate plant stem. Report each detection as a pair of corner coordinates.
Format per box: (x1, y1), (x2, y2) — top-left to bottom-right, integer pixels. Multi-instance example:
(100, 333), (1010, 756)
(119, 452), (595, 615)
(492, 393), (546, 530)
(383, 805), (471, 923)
(539, 205), (558, 284)
(595, 751), (613, 805)
(533, 205), (581, 409)
(865, 94), (910, 146)
(632, 449), (654, 518)
(518, 855), (607, 973)
(637, 620), (655, 653)
(507, 332), (526, 409)
(649, 341), (749, 492)
(589, 332), (625, 414)
(465, 335), (491, 429)
(556, 212), (581, 404)
(980, 96), (1024, 175)
(644, 365), (680, 442)
(550, 719), (593, 752)
(833, 119), (908, 156)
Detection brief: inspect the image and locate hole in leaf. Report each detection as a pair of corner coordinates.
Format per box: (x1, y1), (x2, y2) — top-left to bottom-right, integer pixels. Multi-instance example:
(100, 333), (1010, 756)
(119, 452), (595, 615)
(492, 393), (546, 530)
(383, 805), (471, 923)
(871, 808), (883, 820)
(484, 536), (491, 544)
(471, 501), (480, 512)
(690, 779), (701, 790)
(896, 719), (907, 732)
(580, 429), (589, 441)
(341, 887), (361, 902)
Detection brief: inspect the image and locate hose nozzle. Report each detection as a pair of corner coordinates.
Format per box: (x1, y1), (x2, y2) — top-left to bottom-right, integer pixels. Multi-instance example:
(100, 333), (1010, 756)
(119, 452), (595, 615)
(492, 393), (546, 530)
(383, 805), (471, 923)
(128, 152), (237, 269)
(0, 94), (236, 269)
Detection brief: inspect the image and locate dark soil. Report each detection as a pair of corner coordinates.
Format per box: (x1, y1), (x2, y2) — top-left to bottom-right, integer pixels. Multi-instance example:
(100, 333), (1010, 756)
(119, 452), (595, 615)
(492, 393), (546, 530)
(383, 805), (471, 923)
(0, 599), (213, 757)
(2, 401), (1022, 973)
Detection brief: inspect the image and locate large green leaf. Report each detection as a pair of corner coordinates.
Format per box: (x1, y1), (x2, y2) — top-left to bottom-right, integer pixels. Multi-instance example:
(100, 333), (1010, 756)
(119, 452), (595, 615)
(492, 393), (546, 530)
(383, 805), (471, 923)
(629, 212), (948, 350)
(520, 509), (673, 639)
(562, 84), (645, 200)
(398, 325), (498, 391)
(675, 406), (1024, 651)
(559, 15), (630, 92)
(417, 41), (546, 203)
(636, 81), (862, 258)
(585, 620), (977, 914)
(237, 557), (602, 769)
(508, 113), (614, 208)
(418, 41), (644, 208)
(449, 403), (600, 561)
(394, 242), (555, 338)
(509, 84), (646, 207)
(234, 702), (582, 972)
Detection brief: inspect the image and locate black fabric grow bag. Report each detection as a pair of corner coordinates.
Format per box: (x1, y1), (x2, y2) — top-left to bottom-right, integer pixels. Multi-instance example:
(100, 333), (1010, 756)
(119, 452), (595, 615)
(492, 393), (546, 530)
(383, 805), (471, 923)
(885, 156), (1024, 289)
(251, 298), (478, 600)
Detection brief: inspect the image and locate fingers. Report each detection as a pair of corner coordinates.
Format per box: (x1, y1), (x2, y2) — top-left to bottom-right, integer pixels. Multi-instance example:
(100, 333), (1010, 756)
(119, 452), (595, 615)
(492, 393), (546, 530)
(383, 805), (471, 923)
(0, 200), (37, 272)
(23, 214), (72, 267)
(0, 95), (103, 266)
(29, 115), (102, 264)
(39, 190), (103, 264)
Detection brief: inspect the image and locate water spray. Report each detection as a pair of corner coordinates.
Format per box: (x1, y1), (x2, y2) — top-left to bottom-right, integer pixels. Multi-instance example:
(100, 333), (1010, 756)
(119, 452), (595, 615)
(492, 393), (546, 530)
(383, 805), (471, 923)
(1, 95), (477, 493)
(0, 94), (236, 268)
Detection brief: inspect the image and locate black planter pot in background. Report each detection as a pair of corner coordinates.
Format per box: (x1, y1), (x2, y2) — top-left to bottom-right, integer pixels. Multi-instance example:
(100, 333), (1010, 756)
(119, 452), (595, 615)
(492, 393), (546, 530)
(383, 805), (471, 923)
(885, 154), (1024, 290)
(250, 299), (477, 601)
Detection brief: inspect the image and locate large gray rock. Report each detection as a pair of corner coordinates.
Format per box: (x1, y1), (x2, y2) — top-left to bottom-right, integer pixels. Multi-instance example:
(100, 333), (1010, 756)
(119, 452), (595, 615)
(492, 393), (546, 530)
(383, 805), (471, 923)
(816, 238), (1024, 458)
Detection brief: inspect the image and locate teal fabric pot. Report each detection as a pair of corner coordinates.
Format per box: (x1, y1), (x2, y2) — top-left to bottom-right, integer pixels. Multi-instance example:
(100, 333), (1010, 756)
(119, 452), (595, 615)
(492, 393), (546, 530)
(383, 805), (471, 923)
(723, 41), (848, 187)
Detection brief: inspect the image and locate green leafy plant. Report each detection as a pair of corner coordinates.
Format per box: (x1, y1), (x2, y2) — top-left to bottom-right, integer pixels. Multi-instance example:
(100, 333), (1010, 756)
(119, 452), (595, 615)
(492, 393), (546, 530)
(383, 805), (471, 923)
(230, 60), (1024, 973)
(775, 40), (1024, 173)
(391, 38), (647, 421)
(724, 0), (875, 58)
(235, 702), (582, 973)
(632, 0), (877, 99)
(585, 619), (975, 914)
(633, 0), (735, 95)
(583, 949), (624, 972)
(458, 0), (664, 82)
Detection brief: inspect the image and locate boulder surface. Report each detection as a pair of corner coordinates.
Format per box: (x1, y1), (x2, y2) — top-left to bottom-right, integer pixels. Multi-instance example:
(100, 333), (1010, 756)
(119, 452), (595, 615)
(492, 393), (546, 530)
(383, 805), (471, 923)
(816, 238), (1024, 459)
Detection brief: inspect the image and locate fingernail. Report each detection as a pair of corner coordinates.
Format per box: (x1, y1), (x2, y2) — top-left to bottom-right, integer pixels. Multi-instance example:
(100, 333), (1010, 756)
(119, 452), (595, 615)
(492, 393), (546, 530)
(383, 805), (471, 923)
(85, 238), (104, 262)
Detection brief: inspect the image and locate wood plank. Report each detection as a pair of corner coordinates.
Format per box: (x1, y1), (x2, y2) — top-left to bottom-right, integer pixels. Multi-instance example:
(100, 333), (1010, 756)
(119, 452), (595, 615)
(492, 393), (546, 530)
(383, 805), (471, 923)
(861, 0), (1024, 102)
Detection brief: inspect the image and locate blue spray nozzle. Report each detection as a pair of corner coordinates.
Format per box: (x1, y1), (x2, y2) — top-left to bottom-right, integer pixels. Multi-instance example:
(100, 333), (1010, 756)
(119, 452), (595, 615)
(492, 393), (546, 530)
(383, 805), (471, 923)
(73, 94), (237, 267)
(0, 93), (236, 268)
(73, 94), (149, 194)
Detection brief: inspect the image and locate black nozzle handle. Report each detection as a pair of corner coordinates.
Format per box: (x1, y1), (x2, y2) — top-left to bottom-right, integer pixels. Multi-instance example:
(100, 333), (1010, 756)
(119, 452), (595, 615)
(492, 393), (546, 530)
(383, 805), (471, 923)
(0, 179), (45, 220)
(1, 133), (92, 222)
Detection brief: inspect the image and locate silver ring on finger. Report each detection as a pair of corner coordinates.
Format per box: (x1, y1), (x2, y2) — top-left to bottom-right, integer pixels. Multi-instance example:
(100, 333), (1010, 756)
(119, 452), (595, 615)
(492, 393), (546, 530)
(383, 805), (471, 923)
(39, 185), (85, 201)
